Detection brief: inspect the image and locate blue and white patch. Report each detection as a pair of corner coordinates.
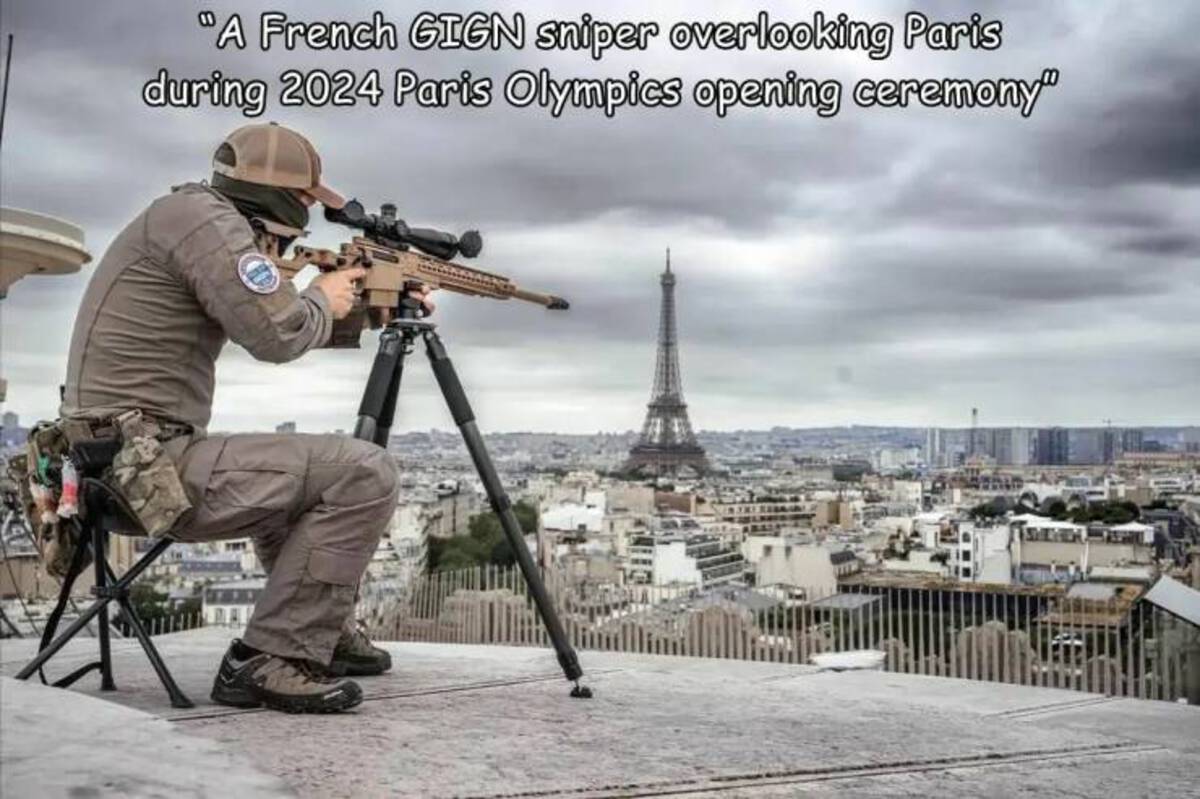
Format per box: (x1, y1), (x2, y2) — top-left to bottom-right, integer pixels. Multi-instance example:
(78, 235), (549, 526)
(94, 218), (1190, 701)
(237, 253), (280, 295)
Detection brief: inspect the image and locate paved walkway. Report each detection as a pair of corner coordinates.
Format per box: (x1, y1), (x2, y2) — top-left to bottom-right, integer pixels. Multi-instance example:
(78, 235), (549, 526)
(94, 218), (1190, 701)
(2, 628), (1198, 797)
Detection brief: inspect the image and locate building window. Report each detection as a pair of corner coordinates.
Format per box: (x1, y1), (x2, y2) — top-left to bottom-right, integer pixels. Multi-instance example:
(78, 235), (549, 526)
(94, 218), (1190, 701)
(230, 608), (240, 625)
(961, 533), (971, 543)
(215, 608), (225, 624)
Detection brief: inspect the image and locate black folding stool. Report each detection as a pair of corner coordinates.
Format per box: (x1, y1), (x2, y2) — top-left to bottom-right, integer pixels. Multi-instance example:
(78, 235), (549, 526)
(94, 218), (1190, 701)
(14, 439), (193, 708)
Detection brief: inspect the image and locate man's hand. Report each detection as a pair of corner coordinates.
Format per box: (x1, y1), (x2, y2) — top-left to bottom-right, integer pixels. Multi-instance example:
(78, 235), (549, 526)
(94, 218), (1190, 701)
(311, 270), (437, 320)
(409, 284), (437, 317)
(311, 267), (366, 320)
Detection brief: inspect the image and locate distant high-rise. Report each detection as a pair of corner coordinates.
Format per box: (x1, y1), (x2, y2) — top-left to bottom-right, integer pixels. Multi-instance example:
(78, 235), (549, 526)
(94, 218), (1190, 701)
(0, 411), (21, 449)
(276, 421), (297, 434)
(1121, 428), (1145, 453)
(623, 250), (709, 477)
(924, 427), (943, 467)
(1036, 427), (1070, 465)
(1070, 429), (1105, 465)
(1101, 429), (1120, 464)
(969, 408), (979, 456)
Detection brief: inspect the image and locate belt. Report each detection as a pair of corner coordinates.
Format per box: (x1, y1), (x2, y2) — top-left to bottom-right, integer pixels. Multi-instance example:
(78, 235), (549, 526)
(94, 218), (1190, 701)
(152, 420), (195, 440)
(73, 415), (194, 442)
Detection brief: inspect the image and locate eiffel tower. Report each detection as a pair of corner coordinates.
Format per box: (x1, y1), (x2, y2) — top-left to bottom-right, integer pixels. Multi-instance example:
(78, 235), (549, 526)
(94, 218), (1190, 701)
(623, 250), (709, 477)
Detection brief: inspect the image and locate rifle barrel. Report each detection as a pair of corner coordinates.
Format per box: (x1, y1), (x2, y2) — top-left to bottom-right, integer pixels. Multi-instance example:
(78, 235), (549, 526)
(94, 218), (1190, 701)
(510, 288), (570, 310)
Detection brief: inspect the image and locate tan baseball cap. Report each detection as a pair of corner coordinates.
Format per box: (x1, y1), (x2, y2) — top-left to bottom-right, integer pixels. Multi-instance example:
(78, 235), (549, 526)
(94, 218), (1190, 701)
(212, 122), (345, 208)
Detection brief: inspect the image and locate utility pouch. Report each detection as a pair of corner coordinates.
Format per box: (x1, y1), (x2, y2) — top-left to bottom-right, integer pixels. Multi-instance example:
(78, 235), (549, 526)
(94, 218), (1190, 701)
(107, 410), (192, 538)
(22, 421), (89, 578)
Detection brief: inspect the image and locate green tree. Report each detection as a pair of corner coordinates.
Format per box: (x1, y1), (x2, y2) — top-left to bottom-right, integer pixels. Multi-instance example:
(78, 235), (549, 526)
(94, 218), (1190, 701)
(968, 501), (1005, 521)
(1047, 499), (1068, 519)
(1100, 500), (1139, 525)
(1056, 500), (1140, 525)
(130, 581), (170, 624)
(113, 580), (199, 635)
(426, 500), (538, 574)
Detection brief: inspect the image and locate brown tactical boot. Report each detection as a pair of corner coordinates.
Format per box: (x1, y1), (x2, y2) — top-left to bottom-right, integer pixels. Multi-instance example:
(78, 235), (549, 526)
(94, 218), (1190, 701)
(328, 623), (393, 677)
(211, 639), (363, 713)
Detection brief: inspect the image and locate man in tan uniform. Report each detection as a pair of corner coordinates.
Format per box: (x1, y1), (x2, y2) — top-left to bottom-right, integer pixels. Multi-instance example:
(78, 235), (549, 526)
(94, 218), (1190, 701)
(61, 123), (423, 713)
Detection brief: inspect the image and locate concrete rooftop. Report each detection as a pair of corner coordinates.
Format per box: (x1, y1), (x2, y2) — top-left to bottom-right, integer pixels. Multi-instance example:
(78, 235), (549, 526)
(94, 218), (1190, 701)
(2, 627), (1199, 797)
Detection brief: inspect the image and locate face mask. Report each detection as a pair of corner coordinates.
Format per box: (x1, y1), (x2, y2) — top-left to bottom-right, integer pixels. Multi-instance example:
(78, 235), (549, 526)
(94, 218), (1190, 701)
(250, 226), (296, 259)
(211, 172), (309, 232)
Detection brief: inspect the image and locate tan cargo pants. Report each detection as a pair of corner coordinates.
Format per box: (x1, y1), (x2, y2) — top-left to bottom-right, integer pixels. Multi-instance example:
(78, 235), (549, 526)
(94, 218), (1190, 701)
(166, 433), (399, 664)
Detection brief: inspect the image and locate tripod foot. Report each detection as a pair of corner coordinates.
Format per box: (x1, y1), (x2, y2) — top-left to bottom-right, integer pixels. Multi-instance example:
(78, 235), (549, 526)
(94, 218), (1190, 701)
(570, 682), (593, 699)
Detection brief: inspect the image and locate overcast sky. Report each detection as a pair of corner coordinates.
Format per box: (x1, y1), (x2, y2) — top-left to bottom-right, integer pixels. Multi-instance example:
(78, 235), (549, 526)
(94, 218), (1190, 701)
(1, 1), (1196, 434)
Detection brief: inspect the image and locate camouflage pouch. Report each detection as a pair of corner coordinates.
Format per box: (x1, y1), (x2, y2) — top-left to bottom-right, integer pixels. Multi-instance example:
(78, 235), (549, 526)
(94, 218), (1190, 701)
(108, 410), (192, 537)
(42, 521), (85, 578)
(20, 422), (91, 578)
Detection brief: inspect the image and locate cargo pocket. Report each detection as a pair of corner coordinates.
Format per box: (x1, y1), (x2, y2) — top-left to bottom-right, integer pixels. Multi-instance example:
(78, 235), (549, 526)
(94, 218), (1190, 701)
(307, 548), (364, 585)
(304, 548), (365, 641)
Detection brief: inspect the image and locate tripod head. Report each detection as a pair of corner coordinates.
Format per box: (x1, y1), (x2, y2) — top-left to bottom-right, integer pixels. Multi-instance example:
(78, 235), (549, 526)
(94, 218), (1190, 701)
(325, 200), (483, 262)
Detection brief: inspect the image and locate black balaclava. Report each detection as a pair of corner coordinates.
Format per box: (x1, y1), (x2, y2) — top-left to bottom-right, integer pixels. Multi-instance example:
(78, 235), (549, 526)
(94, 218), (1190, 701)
(210, 171), (309, 235)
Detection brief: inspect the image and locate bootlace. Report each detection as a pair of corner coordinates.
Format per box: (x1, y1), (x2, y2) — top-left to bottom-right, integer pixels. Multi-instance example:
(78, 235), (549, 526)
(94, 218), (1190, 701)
(341, 620), (375, 653)
(285, 656), (339, 684)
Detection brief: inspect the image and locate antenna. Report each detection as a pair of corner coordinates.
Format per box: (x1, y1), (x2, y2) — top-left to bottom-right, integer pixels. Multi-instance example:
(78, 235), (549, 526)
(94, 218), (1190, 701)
(0, 34), (12, 153)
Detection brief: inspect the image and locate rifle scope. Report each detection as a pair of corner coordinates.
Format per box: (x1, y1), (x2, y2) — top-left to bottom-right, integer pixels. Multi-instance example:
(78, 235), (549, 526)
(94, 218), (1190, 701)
(325, 200), (483, 261)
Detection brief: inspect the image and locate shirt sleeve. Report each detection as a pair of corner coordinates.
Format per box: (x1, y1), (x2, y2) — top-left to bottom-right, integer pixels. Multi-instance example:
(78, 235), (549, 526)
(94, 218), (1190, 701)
(172, 210), (332, 363)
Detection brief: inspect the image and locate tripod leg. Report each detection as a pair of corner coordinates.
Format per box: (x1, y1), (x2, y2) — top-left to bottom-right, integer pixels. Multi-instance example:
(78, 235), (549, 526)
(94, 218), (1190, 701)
(423, 331), (591, 698)
(354, 326), (409, 447)
(92, 527), (116, 691)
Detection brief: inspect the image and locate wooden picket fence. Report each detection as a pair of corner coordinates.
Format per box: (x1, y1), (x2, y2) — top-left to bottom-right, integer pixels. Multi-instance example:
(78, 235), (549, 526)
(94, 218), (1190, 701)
(359, 565), (1198, 703)
(132, 610), (206, 637)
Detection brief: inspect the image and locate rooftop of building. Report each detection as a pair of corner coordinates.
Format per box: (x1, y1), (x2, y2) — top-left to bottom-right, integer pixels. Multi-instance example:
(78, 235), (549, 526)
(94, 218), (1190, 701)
(204, 577), (269, 591)
(177, 556), (244, 573)
(839, 571), (1149, 600)
(2, 627), (1197, 797)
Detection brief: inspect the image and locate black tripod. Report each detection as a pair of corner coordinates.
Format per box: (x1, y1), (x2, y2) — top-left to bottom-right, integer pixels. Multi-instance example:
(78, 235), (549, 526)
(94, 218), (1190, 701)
(353, 296), (591, 699)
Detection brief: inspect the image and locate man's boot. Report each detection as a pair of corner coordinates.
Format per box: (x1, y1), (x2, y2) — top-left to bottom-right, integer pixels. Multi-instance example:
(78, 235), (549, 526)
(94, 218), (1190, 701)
(329, 622), (392, 677)
(211, 639), (363, 713)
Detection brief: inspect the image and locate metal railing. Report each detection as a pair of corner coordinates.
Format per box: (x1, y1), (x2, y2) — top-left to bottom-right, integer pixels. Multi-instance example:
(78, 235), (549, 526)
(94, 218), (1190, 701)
(360, 566), (1198, 703)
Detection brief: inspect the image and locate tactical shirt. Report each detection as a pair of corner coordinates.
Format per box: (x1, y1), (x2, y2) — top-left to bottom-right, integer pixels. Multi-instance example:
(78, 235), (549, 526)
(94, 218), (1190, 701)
(60, 182), (332, 433)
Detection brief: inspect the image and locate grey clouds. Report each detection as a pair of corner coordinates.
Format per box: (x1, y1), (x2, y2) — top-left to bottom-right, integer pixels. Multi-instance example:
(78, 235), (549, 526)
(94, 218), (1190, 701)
(0, 1), (1196, 434)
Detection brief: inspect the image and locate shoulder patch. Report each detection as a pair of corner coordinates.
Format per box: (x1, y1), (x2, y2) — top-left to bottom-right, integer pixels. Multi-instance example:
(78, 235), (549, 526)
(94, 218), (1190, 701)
(237, 253), (281, 295)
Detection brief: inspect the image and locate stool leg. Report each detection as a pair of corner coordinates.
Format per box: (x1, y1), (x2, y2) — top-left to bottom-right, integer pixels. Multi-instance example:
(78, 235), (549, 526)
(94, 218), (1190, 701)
(14, 598), (110, 680)
(116, 596), (194, 709)
(92, 527), (116, 691)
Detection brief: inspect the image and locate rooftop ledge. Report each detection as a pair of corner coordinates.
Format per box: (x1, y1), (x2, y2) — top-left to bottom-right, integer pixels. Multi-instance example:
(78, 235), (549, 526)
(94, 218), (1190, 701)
(2, 627), (1198, 798)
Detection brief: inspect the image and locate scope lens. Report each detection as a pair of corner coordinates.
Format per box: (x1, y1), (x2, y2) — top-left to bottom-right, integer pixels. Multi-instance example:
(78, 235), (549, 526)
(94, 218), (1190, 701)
(459, 230), (483, 258)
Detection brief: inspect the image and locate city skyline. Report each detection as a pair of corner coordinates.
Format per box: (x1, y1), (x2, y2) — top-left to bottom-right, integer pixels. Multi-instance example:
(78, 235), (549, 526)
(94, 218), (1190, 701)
(1, 2), (1198, 433)
(2, 407), (1198, 439)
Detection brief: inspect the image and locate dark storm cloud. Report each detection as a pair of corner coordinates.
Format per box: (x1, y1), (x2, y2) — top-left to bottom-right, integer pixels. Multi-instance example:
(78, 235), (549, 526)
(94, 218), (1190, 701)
(1055, 64), (1200, 189)
(1, 0), (1198, 432)
(873, 167), (1171, 233)
(1116, 233), (1200, 258)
